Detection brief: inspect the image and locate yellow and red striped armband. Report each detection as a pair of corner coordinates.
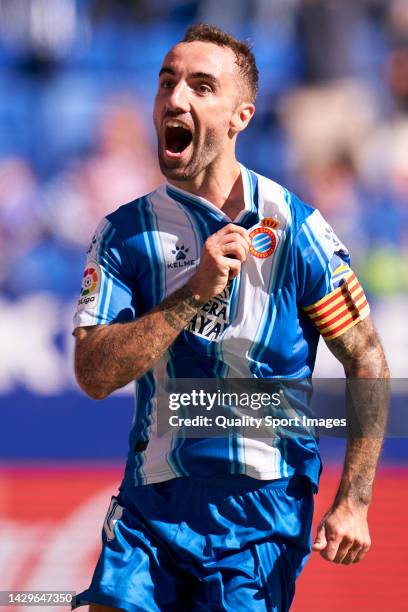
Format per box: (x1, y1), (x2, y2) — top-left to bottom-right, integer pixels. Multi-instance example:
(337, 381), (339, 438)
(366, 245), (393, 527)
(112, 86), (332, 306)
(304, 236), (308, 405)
(303, 271), (370, 340)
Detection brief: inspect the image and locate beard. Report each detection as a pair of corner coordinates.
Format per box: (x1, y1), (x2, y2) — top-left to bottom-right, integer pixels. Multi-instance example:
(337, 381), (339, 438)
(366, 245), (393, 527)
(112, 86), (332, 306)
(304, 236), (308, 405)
(156, 128), (220, 181)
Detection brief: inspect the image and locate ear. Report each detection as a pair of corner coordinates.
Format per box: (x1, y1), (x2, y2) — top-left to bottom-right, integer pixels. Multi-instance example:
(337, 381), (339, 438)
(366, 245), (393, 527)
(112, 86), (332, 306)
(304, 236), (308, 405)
(229, 102), (255, 137)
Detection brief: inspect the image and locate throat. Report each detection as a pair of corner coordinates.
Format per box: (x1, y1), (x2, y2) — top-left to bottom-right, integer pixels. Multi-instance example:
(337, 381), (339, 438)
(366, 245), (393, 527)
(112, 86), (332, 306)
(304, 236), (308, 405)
(168, 163), (246, 219)
(220, 199), (246, 221)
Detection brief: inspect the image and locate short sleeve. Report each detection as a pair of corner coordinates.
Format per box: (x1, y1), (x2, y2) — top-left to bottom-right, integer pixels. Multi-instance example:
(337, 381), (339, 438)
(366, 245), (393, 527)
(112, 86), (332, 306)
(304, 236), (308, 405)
(73, 218), (136, 329)
(294, 209), (370, 340)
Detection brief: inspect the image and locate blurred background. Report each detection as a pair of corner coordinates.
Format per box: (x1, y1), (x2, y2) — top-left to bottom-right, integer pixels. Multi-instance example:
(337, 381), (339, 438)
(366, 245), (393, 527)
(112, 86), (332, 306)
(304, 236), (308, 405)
(0, 0), (407, 610)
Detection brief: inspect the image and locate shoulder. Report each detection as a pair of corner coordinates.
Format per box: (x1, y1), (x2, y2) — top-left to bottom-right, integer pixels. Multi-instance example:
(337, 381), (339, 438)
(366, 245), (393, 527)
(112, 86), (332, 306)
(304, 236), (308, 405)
(105, 184), (166, 232)
(85, 185), (166, 260)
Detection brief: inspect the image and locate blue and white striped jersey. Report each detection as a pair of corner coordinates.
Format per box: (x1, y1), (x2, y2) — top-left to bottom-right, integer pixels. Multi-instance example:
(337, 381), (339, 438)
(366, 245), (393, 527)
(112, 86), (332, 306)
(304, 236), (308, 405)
(74, 164), (369, 489)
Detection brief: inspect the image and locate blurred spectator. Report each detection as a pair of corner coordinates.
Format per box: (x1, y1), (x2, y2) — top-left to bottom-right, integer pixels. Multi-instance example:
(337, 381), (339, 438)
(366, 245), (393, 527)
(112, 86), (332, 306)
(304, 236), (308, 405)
(42, 93), (161, 250)
(296, 0), (388, 83)
(278, 79), (379, 170)
(0, 0), (77, 69)
(0, 157), (43, 285)
(90, 0), (197, 24)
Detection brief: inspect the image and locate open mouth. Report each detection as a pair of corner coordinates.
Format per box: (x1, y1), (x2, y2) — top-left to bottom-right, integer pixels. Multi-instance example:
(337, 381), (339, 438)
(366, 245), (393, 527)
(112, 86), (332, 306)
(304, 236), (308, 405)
(164, 121), (193, 156)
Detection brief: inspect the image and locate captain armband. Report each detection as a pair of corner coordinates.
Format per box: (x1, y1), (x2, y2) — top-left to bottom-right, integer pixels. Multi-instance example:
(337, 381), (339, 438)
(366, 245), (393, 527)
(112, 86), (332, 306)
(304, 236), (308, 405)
(303, 271), (370, 340)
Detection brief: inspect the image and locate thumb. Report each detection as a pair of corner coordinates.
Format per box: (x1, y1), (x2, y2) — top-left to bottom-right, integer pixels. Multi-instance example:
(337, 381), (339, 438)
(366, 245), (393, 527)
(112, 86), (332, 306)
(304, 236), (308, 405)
(312, 523), (327, 551)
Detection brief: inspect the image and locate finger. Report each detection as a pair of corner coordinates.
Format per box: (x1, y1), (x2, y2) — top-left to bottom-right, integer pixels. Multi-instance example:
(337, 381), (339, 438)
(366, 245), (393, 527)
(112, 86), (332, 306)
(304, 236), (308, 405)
(342, 542), (363, 565)
(219, 224), (250, 245)
(221, 233), (250, 253)
(333, 537), (354, 564)
(219, 256), (241, 279)
(312, 524), (327, 551)
(320, 530), (343, 562)
(352, 544), (370, 564)
(222, 242), (247, 262)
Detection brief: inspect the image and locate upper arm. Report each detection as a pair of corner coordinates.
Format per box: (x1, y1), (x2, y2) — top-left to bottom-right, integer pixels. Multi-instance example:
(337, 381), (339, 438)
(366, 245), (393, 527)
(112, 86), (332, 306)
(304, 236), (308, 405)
(73, 217), (137, 330)
(295, 208), (352, 312)
(292, 208), (389, 375)
(295, 209), (371, 340)
(324, 315), (389, 377)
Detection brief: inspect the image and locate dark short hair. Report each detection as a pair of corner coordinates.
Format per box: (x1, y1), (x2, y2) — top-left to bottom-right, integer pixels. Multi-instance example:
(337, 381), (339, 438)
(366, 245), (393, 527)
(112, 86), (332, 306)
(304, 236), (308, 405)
(181, 23), (259, 102)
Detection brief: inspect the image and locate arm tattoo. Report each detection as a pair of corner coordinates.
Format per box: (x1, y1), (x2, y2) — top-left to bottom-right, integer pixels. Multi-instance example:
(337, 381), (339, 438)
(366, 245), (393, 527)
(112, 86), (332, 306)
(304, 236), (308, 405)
(325, 316), (390, 507)
(160, 286), (203, 330)
(327, 316), (389, 378)
(75, 285), (204, 398)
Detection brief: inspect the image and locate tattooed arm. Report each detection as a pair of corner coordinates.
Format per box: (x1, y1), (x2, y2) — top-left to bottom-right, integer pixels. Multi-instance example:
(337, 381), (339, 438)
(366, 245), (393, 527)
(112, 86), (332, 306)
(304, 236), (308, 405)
(74, 223), (250, 399)
(312, 315), (390, 564)
(74, 285), (203, 399)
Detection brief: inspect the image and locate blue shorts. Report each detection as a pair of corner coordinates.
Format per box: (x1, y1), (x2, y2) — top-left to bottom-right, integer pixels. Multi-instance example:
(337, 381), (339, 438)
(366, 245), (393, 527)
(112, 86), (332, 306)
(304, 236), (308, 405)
(74, 475), (313, 612)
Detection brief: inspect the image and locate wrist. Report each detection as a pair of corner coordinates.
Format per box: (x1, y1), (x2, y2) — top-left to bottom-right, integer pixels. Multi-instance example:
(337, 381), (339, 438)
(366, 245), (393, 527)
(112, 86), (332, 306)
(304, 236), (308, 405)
(334, 479), (372, 510)
(185, 277), (210, 304)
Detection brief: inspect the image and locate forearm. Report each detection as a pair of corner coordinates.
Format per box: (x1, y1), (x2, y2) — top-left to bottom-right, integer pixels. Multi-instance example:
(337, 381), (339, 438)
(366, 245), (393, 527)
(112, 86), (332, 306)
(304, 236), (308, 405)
(75, 283), (203, 399)
(335, 436), (384, 508)
(326, 317), (390, 508)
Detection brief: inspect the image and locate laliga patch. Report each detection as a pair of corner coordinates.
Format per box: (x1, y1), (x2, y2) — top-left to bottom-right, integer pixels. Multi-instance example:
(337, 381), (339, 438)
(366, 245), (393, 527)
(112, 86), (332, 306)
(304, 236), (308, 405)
(249, 224), (277, 259)
(77, 261), (101, 309)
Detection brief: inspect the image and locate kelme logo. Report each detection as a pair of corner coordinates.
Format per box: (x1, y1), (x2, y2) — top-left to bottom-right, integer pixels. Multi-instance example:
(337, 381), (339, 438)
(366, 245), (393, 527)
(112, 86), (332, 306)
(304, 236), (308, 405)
(167, 244), (196, 269)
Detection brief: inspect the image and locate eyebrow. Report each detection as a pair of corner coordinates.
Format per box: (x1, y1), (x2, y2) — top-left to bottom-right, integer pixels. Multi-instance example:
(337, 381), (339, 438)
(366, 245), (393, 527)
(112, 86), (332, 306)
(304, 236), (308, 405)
(159, 67), (220, 87)
(190, 72), (219, 86)
(159, 66), (176, 77)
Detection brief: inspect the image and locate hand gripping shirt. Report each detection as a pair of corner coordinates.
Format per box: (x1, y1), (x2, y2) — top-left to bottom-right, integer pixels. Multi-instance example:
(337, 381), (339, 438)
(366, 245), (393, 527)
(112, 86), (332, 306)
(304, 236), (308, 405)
(73, 165), (370, 490)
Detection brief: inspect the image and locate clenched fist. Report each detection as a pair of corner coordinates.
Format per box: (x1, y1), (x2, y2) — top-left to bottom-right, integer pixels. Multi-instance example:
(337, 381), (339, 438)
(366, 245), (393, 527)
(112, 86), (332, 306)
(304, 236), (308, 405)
(187, 223), (250, 303)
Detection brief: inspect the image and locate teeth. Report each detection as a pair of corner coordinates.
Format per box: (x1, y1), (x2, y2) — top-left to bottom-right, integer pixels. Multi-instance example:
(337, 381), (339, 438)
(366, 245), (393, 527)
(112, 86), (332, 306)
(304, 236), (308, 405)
(165, 120), (190, 130)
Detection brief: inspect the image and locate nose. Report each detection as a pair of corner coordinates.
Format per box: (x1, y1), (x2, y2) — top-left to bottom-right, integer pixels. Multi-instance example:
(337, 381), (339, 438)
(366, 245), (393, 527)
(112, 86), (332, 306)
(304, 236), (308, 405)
(166, 81), (190, 114)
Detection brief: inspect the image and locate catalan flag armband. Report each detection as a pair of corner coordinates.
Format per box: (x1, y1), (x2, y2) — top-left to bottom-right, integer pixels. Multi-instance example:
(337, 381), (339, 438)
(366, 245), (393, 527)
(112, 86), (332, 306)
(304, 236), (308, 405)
(303, 271), (370, 340)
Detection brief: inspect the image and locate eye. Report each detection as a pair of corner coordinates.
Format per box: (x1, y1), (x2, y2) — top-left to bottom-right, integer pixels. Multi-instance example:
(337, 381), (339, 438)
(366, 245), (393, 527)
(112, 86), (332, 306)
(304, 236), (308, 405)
(196, 83), (213, 94)
(160, 79), (175, 90)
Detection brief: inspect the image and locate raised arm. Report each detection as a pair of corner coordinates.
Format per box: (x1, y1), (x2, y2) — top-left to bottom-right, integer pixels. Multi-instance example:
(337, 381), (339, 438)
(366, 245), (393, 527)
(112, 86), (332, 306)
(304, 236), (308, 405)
(74, 223), (250, 399)
(312, 315), (390, 564)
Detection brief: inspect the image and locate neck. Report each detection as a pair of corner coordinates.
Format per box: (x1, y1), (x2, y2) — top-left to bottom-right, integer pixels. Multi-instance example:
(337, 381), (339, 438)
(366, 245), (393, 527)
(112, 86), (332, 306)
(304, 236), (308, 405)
(167, 152), (244, 212)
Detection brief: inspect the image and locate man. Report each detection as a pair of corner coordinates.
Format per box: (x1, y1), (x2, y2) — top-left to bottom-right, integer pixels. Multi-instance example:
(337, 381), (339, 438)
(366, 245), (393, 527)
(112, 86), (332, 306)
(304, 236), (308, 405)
(73, 24), (389, 612)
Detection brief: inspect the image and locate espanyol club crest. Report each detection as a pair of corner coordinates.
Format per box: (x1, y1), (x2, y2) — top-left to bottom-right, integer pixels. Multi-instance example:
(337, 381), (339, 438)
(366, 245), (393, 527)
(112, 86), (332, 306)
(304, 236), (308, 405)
(249, 218), (279, 259)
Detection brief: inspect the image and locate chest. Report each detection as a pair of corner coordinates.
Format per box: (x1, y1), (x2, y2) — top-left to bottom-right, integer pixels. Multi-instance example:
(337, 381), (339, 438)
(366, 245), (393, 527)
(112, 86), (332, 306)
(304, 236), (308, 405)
(132, 212), (293, 322)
